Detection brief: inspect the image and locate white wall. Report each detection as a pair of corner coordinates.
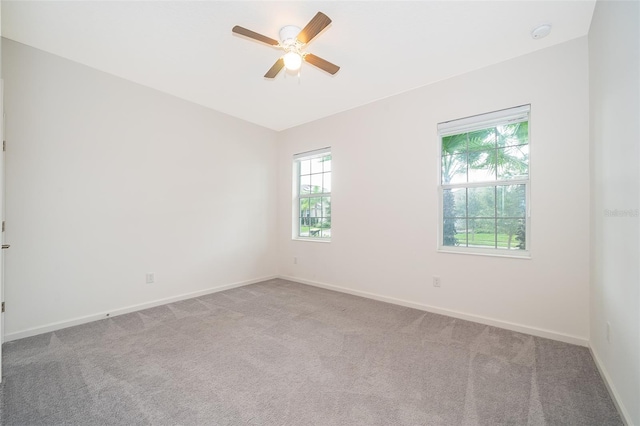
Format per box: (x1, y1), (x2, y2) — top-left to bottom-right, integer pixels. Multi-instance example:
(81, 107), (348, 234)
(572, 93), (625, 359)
(589, 1), (640, 424)
(277, 38), (591, 345)
(2, 39), (278, 339)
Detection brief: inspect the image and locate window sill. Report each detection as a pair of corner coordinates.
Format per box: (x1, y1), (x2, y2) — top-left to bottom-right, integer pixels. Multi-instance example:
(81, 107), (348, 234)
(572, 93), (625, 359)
(293, 237), (331, 243)
(437, 247), (530, 259)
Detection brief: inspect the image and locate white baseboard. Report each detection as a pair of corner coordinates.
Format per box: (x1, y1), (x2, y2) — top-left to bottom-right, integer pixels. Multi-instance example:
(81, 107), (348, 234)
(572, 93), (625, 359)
(589, 345), (633, 426)
(3, 274), (629, 422)
(5, 273), (589, 348)
(4, 275), (278, 342)
(279, 275), (589, 347)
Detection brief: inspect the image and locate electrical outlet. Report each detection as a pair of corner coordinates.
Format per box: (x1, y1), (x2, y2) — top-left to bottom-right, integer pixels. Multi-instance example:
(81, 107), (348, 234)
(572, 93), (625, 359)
(294, 257), (298, 265)
(146, 273), (155, 284)
(606, 322), (611, 343)
(433, 276), (441, 287)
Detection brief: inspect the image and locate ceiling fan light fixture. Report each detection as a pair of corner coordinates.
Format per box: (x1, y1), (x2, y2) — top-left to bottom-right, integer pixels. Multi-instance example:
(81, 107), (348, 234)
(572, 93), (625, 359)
(232, 12), (340, 78)
(283, 51), (302, 71)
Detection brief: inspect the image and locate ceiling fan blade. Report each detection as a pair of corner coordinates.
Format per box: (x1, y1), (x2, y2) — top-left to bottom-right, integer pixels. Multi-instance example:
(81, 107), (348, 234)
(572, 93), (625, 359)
(232, 25), (280, 46)
(304, 54), (340, 75)
(296, 12), (332, 44)
(264, 58), (285, 78)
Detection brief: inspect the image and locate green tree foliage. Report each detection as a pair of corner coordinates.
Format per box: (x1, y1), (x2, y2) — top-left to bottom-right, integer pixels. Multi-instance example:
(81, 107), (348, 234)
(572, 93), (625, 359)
(443, 191), (457, 246)
(441, 122), (528, 249)
(515, 220), (526, 249)
(299, 155), (331, 231)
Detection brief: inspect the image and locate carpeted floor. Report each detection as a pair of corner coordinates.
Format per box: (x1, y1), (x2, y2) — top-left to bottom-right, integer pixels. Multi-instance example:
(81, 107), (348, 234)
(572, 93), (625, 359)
(0, 279), (622, 425)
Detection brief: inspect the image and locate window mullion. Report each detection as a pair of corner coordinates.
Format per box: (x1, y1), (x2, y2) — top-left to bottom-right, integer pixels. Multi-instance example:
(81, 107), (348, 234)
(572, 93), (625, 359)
(443, 178), (528, 190)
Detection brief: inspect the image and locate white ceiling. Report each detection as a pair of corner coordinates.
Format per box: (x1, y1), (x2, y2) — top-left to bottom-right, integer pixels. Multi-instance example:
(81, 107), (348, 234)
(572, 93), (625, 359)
(1, 1), (596, 131)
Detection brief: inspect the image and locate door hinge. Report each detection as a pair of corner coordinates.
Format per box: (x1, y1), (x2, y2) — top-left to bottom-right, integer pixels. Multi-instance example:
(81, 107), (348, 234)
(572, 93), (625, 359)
(1, 302), (4, 313)
(2, 141), (5, 152)
(2, 221), (4, 232)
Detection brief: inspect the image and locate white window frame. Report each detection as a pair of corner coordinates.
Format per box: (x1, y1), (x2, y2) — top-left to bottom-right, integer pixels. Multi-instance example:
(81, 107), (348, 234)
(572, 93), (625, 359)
(437, 105), (531, 258)
(293, 147), (332, 242)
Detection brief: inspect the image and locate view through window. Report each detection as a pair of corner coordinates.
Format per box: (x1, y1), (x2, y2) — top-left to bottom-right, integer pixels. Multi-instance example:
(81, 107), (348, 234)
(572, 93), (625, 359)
(294, 148), (331, 240)
(439, 106), (530, 255)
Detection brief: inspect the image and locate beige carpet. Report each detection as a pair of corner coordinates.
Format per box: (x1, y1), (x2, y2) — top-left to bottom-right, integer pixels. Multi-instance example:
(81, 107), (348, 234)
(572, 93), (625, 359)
(1, 279), (622, 425)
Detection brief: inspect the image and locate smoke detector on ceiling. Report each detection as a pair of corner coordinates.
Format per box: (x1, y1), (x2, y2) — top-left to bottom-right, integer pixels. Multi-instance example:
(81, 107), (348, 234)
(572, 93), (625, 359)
(531, 24), (552, 40)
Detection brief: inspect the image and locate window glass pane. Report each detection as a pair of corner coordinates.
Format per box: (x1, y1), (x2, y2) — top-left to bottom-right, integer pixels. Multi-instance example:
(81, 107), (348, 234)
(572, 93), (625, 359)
(295, 151), (331, 240)
(323, 172), (332, 193)
(443, 217), (462, 247)
(439, 108), (529, 254)
(301, 196), (321, 238)
(442, 153), (467, 184)
(468, 150), (496, 183)
(497, 185), (526, 218)
(442, 134), (467, 156)
(309, 196), (322, 221)
(453, 188), (467, 217)
(300, 175), (311, 194)
(321, 197), (331, 218)
(497, 219), (526, 250)
(320, 200), (331, 238)
(298, 217), (310, 237)
(443, 188), (466, 218)
(497, 122), (528, 147)
(300, 199), (310, 221)
(468, 186), (495, 218)
(309, 227), (321, 237)
(467, 128), (495, 152)
(311, 157), (323, 174)
(497, 145), (529, 180)
(323, 157), (332, 172)
(300, 160), (311, 175)
(311, 174), (323, 193)
(467, 219), (496, 248)
(454, 218), (468, 247)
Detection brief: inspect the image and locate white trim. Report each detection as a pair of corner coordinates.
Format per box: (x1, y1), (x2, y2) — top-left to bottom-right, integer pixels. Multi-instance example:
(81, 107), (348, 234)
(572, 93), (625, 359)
(6, 271), (590, 348)
(442, 178), (530, 190)
(280, 275), (588, 347)
(438, 105), (531, 257)
(437, 246), (531, 259)
(292, 238), (331, 244)
(293, 148), (332, 242)
(4, 275), (278, 342)
(589, 345), (633, 425)
(5, 273), (591, 359)
(438, 104), (530, 135)
(293, 147), (330, 161)
(6, 273), (591, 357)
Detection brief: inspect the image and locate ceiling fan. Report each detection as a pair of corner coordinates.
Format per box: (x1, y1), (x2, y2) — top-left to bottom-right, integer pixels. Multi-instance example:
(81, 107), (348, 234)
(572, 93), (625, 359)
(232, 11), (340, 79)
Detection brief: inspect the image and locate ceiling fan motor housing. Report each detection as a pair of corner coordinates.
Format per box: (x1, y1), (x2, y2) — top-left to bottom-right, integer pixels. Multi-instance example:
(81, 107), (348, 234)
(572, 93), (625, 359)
(279, 25), (301, 46)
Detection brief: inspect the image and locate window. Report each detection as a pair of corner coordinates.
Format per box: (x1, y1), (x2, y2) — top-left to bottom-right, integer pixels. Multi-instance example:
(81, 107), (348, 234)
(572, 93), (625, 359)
(294, 148), (331, 240)
(438, 105), (530, 256)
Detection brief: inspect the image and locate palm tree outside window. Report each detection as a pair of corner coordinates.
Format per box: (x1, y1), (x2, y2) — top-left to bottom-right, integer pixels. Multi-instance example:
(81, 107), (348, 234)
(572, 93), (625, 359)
(439, 105), (530, 256)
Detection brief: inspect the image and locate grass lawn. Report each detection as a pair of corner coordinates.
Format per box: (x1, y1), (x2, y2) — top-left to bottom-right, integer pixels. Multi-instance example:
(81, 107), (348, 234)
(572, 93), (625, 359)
(455, 232), (523, 249)
(299, 225), (331, 237)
